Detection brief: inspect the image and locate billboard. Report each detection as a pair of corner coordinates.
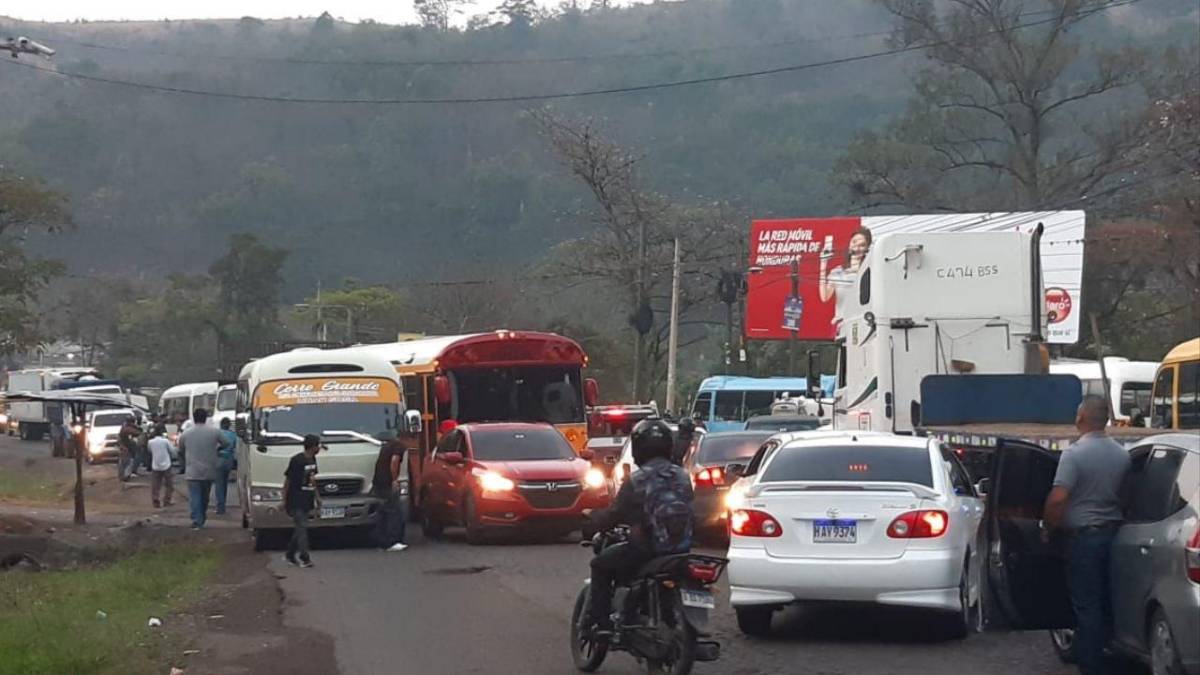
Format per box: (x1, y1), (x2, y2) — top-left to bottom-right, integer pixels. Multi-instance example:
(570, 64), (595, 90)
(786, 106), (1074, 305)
(745, 212), (1085, 344)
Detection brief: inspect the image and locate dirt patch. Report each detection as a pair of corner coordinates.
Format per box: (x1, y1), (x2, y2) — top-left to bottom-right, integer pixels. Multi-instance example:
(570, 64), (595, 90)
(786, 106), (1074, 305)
(159, 542), (340, 675)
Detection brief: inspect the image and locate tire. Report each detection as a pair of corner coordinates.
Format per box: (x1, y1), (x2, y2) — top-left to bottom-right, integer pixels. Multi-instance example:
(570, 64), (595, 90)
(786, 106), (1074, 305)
(570, 585), (608, 672)
(1049, 629), (1076, 664)
(463, 494), (486, 545)
(735, 606), (774, 637)
(1149, 608), (1185, 675)
(943, 562), (977, 640)
(421, 490), (444, 539)
(647, 597), (696, 675)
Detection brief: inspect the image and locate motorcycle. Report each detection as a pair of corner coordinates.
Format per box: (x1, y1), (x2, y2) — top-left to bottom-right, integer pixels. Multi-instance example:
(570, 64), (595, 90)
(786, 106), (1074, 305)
(570, 525), (727, 675)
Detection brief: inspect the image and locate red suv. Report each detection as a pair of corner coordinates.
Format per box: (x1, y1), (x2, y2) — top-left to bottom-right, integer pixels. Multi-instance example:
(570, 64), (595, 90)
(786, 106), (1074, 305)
(419, 423), (611, 543)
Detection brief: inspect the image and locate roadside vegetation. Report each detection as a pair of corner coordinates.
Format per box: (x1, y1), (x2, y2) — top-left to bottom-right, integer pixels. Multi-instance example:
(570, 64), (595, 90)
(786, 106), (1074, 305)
(0, 467), (64, 503)
(0, 543), (223, 675)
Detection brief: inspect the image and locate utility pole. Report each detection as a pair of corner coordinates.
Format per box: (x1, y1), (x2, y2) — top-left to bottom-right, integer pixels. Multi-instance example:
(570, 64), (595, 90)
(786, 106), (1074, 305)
(632, 218), (648, 402)
(665, 239), (681, 413)
(315, 279), (326, 343)
(788, 258), (800, 374)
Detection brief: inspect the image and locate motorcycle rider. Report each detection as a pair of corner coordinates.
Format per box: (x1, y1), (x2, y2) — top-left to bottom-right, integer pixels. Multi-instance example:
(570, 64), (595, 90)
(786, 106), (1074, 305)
(586, 418), (695, 635)
(671, 416), (697, 465)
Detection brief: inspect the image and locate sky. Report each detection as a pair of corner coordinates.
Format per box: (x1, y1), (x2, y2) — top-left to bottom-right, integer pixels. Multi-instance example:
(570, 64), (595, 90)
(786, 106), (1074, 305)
(6, 1), (637, 25)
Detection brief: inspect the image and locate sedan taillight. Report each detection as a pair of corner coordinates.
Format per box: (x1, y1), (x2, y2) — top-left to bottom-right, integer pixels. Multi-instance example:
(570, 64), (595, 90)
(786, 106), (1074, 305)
(1186, 526), (1200, 584)
(887, 510), (949, 538)
(729, 509), (783, 537)
(694, 467), (725, 487)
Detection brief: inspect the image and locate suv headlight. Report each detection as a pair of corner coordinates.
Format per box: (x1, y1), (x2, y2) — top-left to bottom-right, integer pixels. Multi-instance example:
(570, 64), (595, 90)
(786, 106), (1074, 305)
(584, 468), (606, 490)
(250, 487), (284, 503)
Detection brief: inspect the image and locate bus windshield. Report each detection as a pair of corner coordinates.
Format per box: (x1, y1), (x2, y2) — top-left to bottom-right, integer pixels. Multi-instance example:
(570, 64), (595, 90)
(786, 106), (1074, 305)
(451, 366), (583, 425)
(258, 403), (400, 443)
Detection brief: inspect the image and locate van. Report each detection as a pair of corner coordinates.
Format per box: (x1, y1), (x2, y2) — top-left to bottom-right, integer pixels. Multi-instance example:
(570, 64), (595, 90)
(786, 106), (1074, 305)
(159, 382), (218, 432)
(1150, 338), (1200, 430)
(1049, 357), (1158, 425)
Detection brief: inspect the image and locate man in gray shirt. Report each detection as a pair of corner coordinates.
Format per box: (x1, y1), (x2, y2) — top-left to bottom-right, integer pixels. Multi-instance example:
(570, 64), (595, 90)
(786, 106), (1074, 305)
(179, 408), (222, 529)
(1043, 395), (1130, 675)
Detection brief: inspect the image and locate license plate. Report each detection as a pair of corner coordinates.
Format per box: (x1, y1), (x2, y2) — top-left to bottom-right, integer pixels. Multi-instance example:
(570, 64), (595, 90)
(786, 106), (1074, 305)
(319, 506), (346, 519)
(681, 589), (715, 610)
(813, 519), (857, 543)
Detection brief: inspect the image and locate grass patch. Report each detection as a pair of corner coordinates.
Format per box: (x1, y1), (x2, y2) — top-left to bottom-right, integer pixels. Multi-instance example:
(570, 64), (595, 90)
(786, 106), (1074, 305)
(0, 467), (64, 503)
(0, 543), (223, 675)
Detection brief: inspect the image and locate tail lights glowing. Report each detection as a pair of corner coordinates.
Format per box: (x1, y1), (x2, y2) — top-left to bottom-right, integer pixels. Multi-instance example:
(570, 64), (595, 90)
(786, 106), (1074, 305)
(887, 510), (949, 538)
(694, 467), (725, 487)
(730, 509), (783, 538)
(1186, 526), (1200, 584)
(687, 561), (722, 583)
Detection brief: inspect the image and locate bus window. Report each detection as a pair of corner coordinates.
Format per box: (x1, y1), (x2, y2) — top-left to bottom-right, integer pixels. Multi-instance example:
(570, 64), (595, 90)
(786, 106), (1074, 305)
(1119, 381), (1152, 417)
(713, 391), (742, 422)
(1152, 367), (1175, 429)
(690, 392), (712, 421)
(1179, 362), (1199, 429)
(743, 391), (776, 418)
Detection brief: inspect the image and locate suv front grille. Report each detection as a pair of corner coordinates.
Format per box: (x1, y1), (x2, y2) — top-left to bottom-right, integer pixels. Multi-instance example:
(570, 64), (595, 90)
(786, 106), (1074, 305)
(518, 481), (581, 510)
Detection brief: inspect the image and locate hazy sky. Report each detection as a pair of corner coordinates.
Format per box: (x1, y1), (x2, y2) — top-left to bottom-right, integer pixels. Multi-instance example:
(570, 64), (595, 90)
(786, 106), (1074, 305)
(7, 1), (636, 25)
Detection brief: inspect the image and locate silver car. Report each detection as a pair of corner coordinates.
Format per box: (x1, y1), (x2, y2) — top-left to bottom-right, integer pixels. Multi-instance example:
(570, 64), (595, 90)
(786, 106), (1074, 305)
(996, 433), (1199, 675)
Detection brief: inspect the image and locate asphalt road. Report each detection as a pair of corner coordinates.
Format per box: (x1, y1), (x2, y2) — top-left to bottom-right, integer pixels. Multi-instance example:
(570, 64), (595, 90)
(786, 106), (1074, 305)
(268, 527), (1077, 675)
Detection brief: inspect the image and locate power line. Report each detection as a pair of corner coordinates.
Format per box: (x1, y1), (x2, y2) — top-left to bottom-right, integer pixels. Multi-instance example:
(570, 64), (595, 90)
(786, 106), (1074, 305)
(1, 0), (1140, 105)
(26, 5), (1095, 69)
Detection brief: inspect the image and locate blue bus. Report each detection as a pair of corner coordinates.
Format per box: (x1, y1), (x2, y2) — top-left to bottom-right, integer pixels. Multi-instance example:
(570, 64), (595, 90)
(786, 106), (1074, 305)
(688, 376), (812, 433)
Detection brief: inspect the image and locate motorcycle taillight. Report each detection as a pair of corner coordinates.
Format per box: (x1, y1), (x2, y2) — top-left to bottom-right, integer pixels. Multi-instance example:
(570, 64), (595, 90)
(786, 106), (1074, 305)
(687, 561), (720, 583)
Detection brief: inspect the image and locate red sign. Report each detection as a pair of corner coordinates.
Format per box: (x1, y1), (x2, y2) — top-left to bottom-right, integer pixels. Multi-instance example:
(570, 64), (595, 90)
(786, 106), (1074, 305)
(745, 218), (863, 340)
(1046, 287), (1073, 325)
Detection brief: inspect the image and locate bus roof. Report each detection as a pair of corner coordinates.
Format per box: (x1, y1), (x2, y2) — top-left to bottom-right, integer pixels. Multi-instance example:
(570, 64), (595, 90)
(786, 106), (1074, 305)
(237, 347), (397, 384)
(349, 331), (587, 372)
(1163, 338), (1200, 365)
(696, 376), (809, 392)
(160, 381), (218, 399)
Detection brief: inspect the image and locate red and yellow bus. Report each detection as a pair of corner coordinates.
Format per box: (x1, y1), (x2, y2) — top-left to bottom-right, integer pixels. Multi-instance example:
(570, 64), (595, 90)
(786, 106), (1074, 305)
(351, 330), (598, 511)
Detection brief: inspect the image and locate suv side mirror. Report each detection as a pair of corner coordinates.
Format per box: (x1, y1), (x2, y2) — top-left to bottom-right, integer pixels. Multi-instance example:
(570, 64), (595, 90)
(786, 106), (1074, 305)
(579, 448), (595, 461)
(974, 478), (990, 496)
(405, 409), (423, 435)
(441, 451), (464, 465)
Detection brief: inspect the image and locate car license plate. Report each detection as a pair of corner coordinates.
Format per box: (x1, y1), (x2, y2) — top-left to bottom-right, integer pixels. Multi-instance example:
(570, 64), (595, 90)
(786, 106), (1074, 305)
(320, 506), (346, 519)
(813, 519), (857, 543)
(681, 589), (715, 610)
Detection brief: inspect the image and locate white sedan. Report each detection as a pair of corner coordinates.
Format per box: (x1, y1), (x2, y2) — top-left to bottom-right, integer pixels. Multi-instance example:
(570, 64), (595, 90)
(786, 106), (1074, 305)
(727, 432), (986, 639)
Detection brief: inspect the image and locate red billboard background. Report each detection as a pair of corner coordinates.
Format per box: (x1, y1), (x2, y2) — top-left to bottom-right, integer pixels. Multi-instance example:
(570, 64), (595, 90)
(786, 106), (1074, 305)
(745, 217), (862, 341)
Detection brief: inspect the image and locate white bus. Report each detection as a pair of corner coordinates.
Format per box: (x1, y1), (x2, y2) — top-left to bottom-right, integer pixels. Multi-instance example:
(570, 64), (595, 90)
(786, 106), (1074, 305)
(236, 347), (421, 549)
(159, 381), (218, 432)
(1050, 357), (1158, 424)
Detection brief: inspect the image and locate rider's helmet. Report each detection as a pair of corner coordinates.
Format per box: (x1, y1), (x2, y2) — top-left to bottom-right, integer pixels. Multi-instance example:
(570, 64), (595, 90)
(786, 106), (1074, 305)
(630, 418), (674, 467)
(677, 416), (696, 436)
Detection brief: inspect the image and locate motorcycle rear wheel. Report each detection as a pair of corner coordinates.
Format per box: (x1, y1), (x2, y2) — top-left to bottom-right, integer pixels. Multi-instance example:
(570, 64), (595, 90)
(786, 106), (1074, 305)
(570, 585), (608, 672)
(646, 599), (696, 675)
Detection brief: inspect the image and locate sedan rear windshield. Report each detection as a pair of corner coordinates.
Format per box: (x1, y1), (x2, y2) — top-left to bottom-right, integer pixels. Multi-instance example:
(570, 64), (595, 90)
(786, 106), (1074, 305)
(697, 433), (774, 464)
(761, 445), (934, 487)
(471, 428), (576, 461)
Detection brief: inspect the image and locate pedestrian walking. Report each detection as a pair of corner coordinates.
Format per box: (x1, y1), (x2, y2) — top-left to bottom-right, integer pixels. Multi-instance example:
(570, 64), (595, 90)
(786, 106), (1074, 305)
(372, 435), (409, 552)
(283, 435), (323, 568)
(117, 417), (141, 481)
(214, 418), (238, 515)
(178, 408), (222, 529)
(1042, 395), (1131, 675)
(147, 427), (176, 508)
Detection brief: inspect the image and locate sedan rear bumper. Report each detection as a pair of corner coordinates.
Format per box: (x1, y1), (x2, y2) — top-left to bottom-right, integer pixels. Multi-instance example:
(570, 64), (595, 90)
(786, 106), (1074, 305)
(728, 545), (963, 612)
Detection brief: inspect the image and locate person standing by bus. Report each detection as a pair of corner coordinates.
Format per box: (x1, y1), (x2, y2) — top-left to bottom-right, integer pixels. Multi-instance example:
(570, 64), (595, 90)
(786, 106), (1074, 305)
(178, 409), (222, 529)
(372, 435), (409, 552)
(283, 435), (323, 567)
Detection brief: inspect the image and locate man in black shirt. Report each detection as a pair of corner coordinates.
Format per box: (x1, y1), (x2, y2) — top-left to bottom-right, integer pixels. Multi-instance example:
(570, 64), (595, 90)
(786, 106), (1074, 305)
(371, 436), (409, 552)
(283, 435), (323, 568)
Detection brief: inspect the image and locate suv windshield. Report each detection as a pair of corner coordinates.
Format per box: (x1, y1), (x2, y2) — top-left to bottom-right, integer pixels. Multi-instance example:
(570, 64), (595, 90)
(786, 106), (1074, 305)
(697, 433), (774, 464)
(762, 445), (934, 487)
(92, 413), (133, 427)
(258, 403), (399, 442)
(470, 427), (576, 461)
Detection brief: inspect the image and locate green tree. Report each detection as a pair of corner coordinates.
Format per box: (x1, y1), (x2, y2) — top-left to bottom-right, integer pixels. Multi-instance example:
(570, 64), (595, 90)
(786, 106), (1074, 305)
(209, 233), (290, 354)
(415, 0), (473, 31)
(293, 283), (411, 343)
(106, 275), (219, 386)
(0, 170), (69, 355)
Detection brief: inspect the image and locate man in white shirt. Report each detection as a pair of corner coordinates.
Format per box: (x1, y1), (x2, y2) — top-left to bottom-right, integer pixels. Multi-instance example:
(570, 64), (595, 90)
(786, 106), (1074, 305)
(148, 426), (177, 508)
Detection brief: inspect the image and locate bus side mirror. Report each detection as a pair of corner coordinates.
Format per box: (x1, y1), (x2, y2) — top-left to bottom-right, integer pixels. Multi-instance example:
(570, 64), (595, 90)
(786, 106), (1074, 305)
(434, 375), (451, 406)
(235, 414), (248, 439)
(405, 409), (423, 434)
(806, 350), (821, 398)
(584, 378), (599, 407)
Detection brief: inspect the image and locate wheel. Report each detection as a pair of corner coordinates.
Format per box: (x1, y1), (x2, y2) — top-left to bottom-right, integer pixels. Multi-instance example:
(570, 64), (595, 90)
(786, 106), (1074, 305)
(647, 598), (696, 675)
(570, 585), (608, 672)
(1149, 608), (1185, 675)
(420, 490), (444, 539)
(241, 508), (249, 529)
(1049, 629), (1076, 664)
(943, 562), (979, 640)
(735, 606), (774, 637)
(463, 494), (486, 545)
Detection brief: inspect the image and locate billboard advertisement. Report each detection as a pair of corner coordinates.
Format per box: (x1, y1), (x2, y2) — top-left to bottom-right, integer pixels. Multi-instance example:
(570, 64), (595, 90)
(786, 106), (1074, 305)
(744, 211), (1085, 344)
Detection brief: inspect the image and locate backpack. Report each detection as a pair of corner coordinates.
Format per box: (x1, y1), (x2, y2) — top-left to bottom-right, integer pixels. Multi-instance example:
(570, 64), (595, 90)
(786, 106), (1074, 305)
(639, 464), (694, 555)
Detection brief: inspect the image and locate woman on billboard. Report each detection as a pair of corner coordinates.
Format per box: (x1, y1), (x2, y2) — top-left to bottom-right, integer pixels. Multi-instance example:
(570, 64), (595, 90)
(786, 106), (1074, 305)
(818, 226), (872, 329)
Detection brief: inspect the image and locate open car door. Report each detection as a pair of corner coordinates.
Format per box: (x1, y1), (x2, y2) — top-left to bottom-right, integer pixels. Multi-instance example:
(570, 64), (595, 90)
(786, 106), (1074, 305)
(986, 439), (1075, 630)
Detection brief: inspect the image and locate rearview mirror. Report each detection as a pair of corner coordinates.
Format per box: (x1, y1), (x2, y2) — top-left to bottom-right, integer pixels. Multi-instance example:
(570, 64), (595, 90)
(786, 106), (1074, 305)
(579, 449), (595, 461)
(405, 409), (423, 435)
(441, 451), (464, 464)
(974, 478), (990, 496)
(806, 349), (821, 398)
